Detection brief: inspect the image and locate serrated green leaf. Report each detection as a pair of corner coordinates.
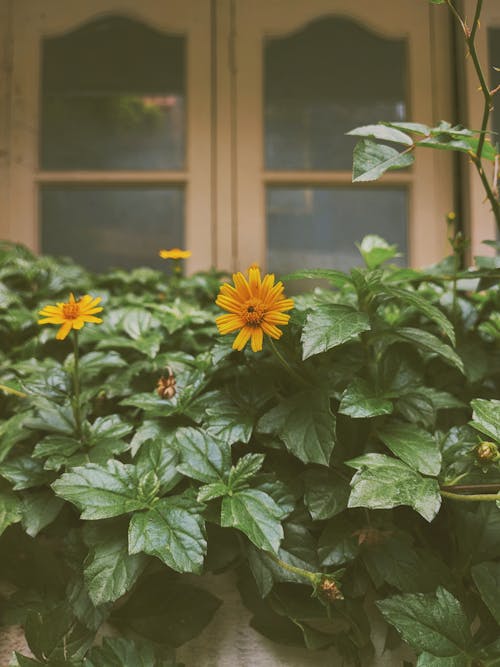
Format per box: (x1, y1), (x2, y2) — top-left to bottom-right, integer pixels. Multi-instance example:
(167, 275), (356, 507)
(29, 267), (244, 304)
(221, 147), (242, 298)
(357, 235), (400, 269)
(129, 420), (176, 457)
(197, 480), (229, 502)
(301, 304), (371, 359)
(339, 378), (393, 418)
(303, 469), (350, 520)
(24, 604), (94, 663)
(375, 285), (456, 345)
(470, 398), (500, 443)
(121, 308), (161, 340)
(259, 391), (336, 465)
(175, 426), (231, 483)
(393, 327), (464, 373)
(128, 491), (207, 573)
(377, 421), (442, 476)
(346, 453), (441, 521)
(52, 461), (149, 519)
(347, 124), (413, 145)
(84, 525), (147, 606)
(87, 415), (133, 444)
(417, 654), (469, 667)
(352, 139), (414, 182)
(377, 588), (471, 658)
(0, 491), (22, 536)
(0, 412), (32, 463)
(204, 394), (255, 444)
(221, 488), (285, 553)
(0, 456), (52, 490)
(471, 561), (500, 624)
(228, 453), (265, 491)
(21, 489), (63, 537)
(85, 637), (178, 667)
(136, 439), (181, 495)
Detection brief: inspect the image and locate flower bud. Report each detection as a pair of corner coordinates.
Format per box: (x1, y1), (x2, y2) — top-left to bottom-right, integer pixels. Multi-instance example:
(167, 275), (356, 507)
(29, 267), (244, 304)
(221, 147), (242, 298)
(319, 577), (344, 602)
(475, 441), (499, 463)
(156, 367), (177, 399)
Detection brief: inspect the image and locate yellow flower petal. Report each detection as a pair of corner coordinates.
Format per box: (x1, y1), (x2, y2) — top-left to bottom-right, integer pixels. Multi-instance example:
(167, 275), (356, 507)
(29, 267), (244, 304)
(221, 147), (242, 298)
(232, 326), (252, 351)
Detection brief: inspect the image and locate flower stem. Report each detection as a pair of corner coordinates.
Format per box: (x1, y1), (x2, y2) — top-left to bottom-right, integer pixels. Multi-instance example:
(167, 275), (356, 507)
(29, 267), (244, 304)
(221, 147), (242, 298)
(267, 337), (309, 387)
(72, 330), (82, 440)
(265, 551), (319, 585)
(441, 490), (500, 502)
(0, 383), (27, 398)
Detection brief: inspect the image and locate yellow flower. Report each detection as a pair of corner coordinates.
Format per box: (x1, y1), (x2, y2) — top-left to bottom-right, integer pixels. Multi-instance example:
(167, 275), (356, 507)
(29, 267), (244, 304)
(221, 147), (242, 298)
(159, 248), (192, 260)
(215, 265), (294, 352)
(38, 293), (103, 340)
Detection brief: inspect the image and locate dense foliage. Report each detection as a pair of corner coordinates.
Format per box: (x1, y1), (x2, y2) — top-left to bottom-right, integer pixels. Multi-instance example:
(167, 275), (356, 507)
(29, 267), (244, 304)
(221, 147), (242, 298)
(0, 236), (499, 667)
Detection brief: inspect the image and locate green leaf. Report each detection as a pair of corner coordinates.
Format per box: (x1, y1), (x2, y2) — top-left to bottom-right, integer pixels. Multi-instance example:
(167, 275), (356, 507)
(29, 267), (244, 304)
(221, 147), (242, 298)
(347, 124), (413, 145)
(282, 268), (352, 288)
(52, 461), (149, 520)
(78, 350), (127, 381)
(357, 235), (400, 269)
(377, 421), (442, 476)
(0, 412), (32, 463)
(129, 420), (176, 457)
(0, 491), (22, 536)
(228, 453), (265, 491)
(339, 378), (393, 418)
(470, 398), (500, 443)
(128, 490), (207, 573)
(0, 456), (52, 490)
(352, 139), (414, 182)
(346, 453), (441, 521)
(471, 561), (500, 624)
(197, 481), (229, 502)
(301, 304), (371, 360)
(24, 604), (94, 663)
(303, 469), (350, 520)
(24, 401), (76, 436)
(392, 327), (465, 373)
(84, 524), (147, 606)
(121, 308), (161, 340)
(136, 439), (181, 495)
(384, 121), (431, 135)
(221, 488), (285, 553)
(259, 390), (336, 465)
(417, 654), (469, 667)
(21, 489), (63, 537)
(85, 637), (178, 667)
(175, 426), (231, 483)
(377, 588), (471, 658)
(87, 415), (133, 445)
(375, 285), (456, 345)
(112, 573), (221, 647)
(204, 394), (255, 444)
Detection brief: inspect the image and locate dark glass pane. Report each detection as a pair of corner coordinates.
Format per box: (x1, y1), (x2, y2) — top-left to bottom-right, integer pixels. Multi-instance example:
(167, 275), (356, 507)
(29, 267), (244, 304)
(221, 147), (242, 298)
(41, 16), (185, 170)
(488, 28), (500, 147)
(264, 17), (407, 170)
(267, 187), (407, 273)
(41, 187), (184, 272)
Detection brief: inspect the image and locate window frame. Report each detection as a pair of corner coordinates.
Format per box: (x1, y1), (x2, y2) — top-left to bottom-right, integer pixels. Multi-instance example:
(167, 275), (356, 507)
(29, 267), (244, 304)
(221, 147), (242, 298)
(2, 0), (213, 273)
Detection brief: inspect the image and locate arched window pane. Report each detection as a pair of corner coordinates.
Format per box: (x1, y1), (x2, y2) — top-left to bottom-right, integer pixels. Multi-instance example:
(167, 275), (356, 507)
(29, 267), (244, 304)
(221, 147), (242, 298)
(267, 187), (407, 273)
(41, 187), (184, 272)
(264, 17), (407, 171)
(41, 16), (185, 170)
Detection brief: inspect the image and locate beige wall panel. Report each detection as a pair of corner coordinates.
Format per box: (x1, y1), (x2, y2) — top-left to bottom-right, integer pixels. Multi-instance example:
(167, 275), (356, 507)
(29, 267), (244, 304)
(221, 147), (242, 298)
(0, 0), (13, 244)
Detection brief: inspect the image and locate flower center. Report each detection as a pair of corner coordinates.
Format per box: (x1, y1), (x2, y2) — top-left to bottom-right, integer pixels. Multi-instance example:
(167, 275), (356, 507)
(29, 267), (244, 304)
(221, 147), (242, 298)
(62, 302), (80, 320)
(242, 299), (265, 326)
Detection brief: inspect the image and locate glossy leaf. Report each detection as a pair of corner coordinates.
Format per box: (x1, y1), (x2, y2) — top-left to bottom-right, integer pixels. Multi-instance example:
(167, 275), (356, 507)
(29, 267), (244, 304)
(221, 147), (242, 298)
(377, 421), (442, 476)
(301, 305), (370, 360)
(347, 453), (441, 521)
(352, 139), (414, 182)
(339, 378), (393, 418)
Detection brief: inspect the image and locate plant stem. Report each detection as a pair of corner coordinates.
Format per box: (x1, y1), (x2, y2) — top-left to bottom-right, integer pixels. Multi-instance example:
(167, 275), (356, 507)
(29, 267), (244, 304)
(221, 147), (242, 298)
(265, 551), (319, 585)
(441, 483), (500, 493)
(72, 330), (82, 440)
(441, 490), (500, 502)
(267, 337), (309, 387)
(0, 383), (27, 398)
(448, 0), (500, 232)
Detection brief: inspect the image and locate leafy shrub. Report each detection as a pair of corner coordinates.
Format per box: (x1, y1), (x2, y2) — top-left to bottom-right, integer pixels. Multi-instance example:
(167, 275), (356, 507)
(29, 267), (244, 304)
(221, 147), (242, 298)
(0, 236), (499, 667)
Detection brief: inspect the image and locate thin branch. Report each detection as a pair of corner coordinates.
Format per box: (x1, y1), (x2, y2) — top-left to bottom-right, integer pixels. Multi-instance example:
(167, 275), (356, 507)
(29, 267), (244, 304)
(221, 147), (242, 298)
(441, 490), (500, 502)
(441, 483), (500, 493)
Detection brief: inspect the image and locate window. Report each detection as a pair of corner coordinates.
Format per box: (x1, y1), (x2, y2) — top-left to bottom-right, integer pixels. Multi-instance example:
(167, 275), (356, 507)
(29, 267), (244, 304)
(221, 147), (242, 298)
(0, 0), (456, 273)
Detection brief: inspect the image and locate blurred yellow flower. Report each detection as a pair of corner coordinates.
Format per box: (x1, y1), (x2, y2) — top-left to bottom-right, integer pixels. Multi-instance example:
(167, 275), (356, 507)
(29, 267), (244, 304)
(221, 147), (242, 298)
(215, 265), (294, 352)
(159, 248), (192, 260)
(38, 293), (103, 340)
